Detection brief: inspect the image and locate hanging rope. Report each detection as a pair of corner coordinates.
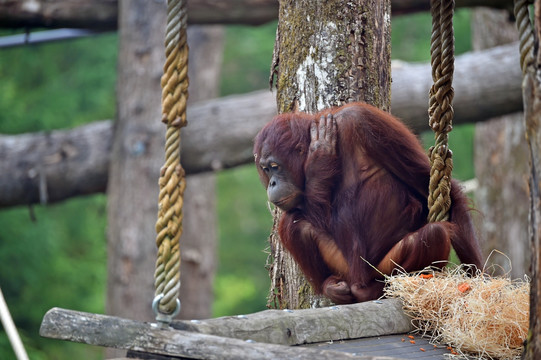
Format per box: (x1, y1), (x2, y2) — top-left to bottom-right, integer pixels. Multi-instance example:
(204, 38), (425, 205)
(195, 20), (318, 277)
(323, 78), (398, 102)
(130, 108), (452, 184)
(154, 0), (189, 323)
(514, 0), (535, 74)
(427, 0), (455, 223)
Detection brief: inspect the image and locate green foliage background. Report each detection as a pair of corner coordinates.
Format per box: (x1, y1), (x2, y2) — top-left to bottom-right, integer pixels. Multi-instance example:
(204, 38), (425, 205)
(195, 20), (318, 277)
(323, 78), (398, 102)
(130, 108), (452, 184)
(0, 10), (474, 359)
(0, 32), (116, 360)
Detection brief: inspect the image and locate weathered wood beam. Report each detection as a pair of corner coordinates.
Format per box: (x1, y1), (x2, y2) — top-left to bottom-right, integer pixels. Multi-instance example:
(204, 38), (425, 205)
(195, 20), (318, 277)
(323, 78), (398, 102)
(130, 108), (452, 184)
(0, 120), (112, 207)
(0, 0), (277, 29)
(40, 300), (411, 359)
(0, 90), (276, 207)
(393, 42), (522, 130)
(0, 42), (522, 207)
(170, 298), (412, 345)
(392, 0), (512, 15)
(40, 309), (364, 359)
(0, 0), (512, 30)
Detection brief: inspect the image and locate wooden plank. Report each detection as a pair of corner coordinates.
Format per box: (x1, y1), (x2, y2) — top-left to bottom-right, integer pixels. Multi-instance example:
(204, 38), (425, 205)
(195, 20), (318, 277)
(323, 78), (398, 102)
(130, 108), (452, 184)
(171, 299), (413, 345)
(40, 307), (403, 359)
(306, 334), (450, 359)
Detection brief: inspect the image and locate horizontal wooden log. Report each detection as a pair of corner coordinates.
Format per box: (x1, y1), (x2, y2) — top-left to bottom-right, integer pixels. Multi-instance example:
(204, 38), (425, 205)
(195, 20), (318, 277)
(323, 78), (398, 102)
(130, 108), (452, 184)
(0, 90), (276, 207)
(0, 43), (522, 207)
(0, 120), (112, 207)
(392, 0), (511, 15)
(393, 42), (522, 130)
(180, 90), (277, 173)
(0, 0), (512, 30)
(41, 301), (410, 359)
(171, 298), (413, 345)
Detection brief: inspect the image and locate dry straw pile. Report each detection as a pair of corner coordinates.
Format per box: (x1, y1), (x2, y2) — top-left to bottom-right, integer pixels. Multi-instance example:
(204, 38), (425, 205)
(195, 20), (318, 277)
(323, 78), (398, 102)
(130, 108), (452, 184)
(385, 266), (529, 359)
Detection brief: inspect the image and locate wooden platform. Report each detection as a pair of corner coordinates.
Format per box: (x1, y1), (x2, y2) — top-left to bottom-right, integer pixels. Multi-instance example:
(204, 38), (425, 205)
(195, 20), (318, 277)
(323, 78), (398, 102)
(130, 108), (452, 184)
(306, 334), (452, 359)
(39, 299), (453, 359)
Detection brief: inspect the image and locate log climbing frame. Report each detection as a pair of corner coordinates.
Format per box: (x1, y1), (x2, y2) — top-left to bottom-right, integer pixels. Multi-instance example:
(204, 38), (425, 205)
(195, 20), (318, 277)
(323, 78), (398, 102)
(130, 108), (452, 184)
(39, 0), (465, 359)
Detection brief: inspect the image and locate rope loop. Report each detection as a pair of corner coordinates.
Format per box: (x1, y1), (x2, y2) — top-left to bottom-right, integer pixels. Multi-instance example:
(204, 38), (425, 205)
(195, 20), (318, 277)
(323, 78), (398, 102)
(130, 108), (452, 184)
(154, 0), (189, 322)
(427, 0), (455, 223)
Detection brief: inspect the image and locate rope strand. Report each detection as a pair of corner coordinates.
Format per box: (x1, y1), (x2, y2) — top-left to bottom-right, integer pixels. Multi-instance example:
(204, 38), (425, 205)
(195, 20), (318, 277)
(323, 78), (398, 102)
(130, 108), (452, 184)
(514, 0), (535, 74)
(427, 0), (455, 223)
(154, 0), (188, 318)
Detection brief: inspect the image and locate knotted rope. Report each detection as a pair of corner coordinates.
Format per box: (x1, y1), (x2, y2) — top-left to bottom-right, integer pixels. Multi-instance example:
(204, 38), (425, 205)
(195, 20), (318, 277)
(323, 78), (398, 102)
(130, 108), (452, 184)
(514, 0), (534, 74)
(427, 0), (455, 223)
(154, 0), (189, 321)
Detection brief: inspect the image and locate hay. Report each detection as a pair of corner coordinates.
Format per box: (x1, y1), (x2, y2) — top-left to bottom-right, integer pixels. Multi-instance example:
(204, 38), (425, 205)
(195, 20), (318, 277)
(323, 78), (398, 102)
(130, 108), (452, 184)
(384, 266), (529, 359)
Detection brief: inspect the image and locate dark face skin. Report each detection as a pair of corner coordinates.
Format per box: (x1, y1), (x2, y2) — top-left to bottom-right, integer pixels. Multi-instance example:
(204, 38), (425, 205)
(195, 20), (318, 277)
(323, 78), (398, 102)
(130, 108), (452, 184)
(258, 150), (303, 212)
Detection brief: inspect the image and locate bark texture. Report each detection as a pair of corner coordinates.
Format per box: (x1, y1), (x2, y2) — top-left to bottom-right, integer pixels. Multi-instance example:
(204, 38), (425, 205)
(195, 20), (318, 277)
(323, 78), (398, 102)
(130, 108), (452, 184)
(269, 0), (391, 309)
(273, 0), (391, 113)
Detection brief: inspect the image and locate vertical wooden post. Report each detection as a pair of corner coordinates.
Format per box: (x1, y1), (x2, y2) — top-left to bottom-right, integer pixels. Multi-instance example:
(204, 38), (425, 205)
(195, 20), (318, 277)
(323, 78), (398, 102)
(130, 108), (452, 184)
(520, 1), (541, 358)
(108, 0), (167, 322)
(107, 0), (168, 356)
(180, 24), (224, 319)
(472, 8), (530, 278)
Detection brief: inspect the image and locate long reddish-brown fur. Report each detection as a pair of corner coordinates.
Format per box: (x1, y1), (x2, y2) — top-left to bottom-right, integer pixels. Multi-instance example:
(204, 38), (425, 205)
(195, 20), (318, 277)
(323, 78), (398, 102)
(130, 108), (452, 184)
(254, 103), (483, 303)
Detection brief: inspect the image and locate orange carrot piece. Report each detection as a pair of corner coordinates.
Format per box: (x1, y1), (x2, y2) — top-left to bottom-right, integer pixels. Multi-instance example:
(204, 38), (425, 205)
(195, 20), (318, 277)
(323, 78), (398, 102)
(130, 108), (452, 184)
(458, 282), (472, 293)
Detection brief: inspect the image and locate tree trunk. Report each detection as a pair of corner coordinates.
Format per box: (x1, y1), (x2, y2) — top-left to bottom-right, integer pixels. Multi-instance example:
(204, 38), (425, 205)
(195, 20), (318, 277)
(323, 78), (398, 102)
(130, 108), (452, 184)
(471, 7), (518, 50)
(474, 113), (530, 276)
(521, 1), (541, 358)
(471, 8), (530, 278)
(107, 0), (165, 321)
(106, 0), (166, 356)
(274, 1), (391, 113)
(268, 0), (391, 309)
(179, 24), (224, 320)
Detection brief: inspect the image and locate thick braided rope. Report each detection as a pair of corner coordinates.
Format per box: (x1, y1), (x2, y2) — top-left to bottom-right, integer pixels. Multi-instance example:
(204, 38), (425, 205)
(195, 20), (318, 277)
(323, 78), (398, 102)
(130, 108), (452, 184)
(514, 0), (535, 74)
(154, 0), (189, 315)
(427, 0), (455, 223)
